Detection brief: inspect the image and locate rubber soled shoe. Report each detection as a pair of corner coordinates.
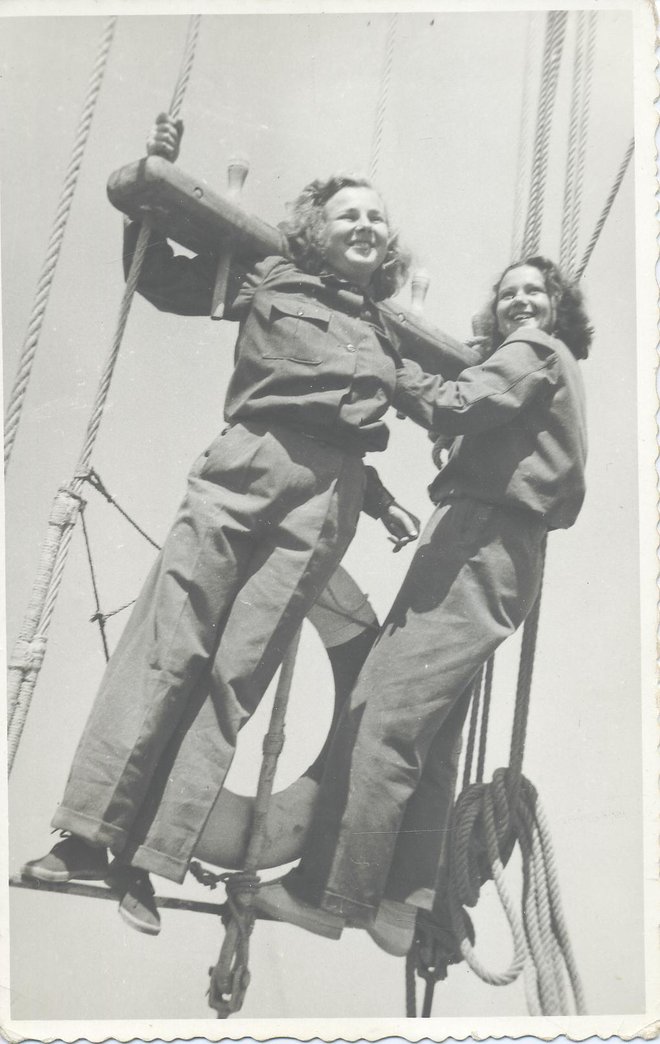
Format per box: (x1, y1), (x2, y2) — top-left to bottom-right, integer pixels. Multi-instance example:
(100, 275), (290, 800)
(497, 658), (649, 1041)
(21, 835), (109, 883)
(116, 868), (161, 936)
(254, 881), (344, 940)
(366, 899), (417, 957)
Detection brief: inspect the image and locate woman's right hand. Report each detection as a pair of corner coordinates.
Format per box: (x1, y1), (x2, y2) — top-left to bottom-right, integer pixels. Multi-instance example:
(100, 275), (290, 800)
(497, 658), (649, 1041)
(146, 112), (184, 162)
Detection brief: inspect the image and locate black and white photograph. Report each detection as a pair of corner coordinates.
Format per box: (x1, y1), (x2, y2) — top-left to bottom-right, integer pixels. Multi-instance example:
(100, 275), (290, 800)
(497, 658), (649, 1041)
(1, 1), (656, 1038)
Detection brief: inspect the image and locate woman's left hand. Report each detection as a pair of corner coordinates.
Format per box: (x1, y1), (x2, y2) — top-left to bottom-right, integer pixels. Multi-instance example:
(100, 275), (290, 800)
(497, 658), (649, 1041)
(381, 502), (421, 552)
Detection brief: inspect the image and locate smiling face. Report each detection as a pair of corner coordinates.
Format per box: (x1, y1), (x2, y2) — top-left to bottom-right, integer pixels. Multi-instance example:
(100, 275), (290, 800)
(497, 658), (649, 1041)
(495, 264), (556, 339)
(320, 186), (389, 288)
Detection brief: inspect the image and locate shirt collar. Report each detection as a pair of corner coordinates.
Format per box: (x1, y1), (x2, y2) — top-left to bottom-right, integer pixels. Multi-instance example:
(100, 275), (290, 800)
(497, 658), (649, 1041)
(319, 270), (369, 298)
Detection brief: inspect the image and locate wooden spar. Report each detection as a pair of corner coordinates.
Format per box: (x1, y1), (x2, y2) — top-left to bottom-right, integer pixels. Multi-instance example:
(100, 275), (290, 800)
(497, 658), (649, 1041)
(106, 156), (477, 378)
(9, 874), (226, 916)
(107, 156), (286, 261)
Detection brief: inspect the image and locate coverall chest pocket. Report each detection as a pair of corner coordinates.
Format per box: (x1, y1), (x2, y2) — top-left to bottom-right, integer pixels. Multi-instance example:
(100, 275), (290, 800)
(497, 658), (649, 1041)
(263, 296), (330, 365)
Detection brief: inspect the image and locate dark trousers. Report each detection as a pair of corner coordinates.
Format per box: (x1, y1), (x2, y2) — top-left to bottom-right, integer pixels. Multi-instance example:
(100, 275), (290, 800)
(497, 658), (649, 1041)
(52, 422), (365, 883)
(290, 497), (546, 921)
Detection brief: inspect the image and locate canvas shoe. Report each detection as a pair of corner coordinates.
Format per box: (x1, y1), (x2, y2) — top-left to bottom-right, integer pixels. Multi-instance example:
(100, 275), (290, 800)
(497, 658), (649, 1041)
(115, 867), (161, 936)
(21, 835), (109, 883)
(366, 899), (417, 957)
(254, 881), (344, 940)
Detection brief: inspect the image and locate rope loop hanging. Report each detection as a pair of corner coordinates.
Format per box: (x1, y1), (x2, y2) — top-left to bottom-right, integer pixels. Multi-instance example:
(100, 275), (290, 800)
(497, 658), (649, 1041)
(4, 17), (118, 474)
(7, 15), (203, 776)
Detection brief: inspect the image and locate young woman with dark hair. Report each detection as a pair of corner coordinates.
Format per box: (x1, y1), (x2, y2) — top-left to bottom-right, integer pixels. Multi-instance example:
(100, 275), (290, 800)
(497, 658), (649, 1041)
(256, 257), (592, 957)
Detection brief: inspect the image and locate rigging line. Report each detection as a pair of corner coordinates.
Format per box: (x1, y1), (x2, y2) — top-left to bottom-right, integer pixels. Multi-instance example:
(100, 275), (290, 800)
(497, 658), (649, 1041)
(462, 668), (483, 791)
(511, 13), (536, 259)
(368, 14), (398, 183)
(475, 656), (494, 784)
(7, 16), (204, 776)
(79, 507), (111, 662)
(559, 13), (586, 270)
(80, 469), (162, 550)
(508, 535), (547, 802)
(522, 11), (569, 256)
(568, 13), (596, 274)
(168, 15), (202, 121)
(4, 17), (118, 474)
(560, 12), (597, 275)
(575, 136), (634, 280)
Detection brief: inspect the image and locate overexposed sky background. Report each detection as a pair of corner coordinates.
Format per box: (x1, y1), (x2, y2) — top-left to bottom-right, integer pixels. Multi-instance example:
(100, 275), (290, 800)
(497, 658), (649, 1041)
(1, 4), (653, 1032)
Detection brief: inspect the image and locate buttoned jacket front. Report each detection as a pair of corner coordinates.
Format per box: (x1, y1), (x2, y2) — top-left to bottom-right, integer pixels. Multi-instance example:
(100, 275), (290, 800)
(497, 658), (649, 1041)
(123, 224), (479, 457)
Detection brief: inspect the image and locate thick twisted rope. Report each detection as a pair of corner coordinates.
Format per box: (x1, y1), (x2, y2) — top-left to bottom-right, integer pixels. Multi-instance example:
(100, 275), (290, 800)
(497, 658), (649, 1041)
(522, 11), (568, 255)
(368, 14), (398, 182)
(510, 14), (536, 259)
(559, 13), (586, 270)
(413, 535), (584, 1014)
(575, 136), (635, 279)
(560, 13), (596, 275)
(4, 17), (118, 473)
(7, 15), (203, 775)
(168, 15), (201, 119)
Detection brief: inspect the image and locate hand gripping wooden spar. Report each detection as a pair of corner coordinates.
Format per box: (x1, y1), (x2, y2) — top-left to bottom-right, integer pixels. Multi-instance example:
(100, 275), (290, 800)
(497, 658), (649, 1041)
(105, 154), (468, 879)
(107, 154), (469, 369)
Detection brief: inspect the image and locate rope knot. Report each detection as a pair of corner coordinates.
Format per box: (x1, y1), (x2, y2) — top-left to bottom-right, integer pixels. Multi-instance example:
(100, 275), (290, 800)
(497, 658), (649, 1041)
(9, 635), (48, 672)
(50, 487), (83, 528)
(224, 871), (260, 901)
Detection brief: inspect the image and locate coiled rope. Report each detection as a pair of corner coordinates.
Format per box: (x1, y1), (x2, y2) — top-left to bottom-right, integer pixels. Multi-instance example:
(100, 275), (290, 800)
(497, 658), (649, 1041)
(368, 14), (398, 183)
(521, 11), (568, 255)
(4, 17), (118, 474)
(7, 15), (202, 776)
(408, 538), (586, 1017)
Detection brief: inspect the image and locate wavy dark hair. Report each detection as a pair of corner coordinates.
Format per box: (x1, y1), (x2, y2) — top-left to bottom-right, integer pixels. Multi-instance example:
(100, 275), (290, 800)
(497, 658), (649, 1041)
(474, 255), (593, 360)
(279, 174), (411, 301)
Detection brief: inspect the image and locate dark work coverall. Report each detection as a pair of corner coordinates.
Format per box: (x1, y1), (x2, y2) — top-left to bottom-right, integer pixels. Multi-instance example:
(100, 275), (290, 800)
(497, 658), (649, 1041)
(287, 328), (588, 922)
(52, 230), (474, 883)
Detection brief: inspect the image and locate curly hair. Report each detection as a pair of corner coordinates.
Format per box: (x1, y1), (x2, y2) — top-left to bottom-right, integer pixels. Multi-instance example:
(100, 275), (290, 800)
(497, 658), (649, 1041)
(279, 174), (411, 301)
(474, 255), (593, 360)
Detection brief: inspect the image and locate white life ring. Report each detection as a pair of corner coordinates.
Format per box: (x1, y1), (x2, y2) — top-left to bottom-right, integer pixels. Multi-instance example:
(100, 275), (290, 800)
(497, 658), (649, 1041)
(193, 565), (379, 871)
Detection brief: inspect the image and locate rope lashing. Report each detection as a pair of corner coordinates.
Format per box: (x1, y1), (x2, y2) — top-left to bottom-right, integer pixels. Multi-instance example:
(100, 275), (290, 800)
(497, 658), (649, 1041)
(575, 136), (635, 279)
(208, 626), (303, 1018)
(560, 12), (596, 275)
(7, 484), (82, 722)
(368, 14), (398, 182)
(407, 933), (450, 1018)
(522, 11), (568, 255)
(7, 16), (203, 777)
(4, 17), (118, 474)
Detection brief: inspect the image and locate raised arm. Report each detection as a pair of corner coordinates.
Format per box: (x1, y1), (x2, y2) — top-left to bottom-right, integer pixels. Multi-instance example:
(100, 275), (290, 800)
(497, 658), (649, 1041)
(393, 336), (561, 434)
(377, 302), (482, 378)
